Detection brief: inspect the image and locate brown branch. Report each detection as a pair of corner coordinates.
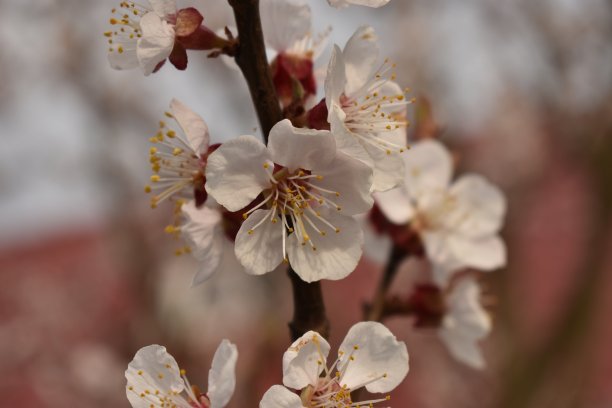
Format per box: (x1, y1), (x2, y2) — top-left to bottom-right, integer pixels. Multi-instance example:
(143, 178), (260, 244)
(228, 0), (328, 340)
(228, 0), (283, 140)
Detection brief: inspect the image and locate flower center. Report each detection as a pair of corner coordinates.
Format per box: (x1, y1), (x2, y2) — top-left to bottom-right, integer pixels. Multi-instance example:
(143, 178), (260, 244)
(340, 59), (414, 155)
(105, 1), (147, 55)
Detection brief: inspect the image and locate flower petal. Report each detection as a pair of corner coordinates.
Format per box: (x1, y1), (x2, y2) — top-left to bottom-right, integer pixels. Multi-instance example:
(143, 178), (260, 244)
(374, 187), (415, 224)
(137, 12), (175, 76)
(260, 385), (304, 408)
(439, 277), (491, 369)
(421, 230), (464, 285)
(447, 174), (507, 237)
(448, 234), (507, 271)
(324, 45), (347, 108)
(261, 0), (311, 52)
(149, 0), (177, 17)
(287, 211), (363, 282)
(180, 201), (223, 286)
(362, 141), (405, 192)
(169, 99), (210, 153)
(402, 139), (453, 199)
(208, 339), (238, 408)
(234, 209), (284, 276)
(268, 119), (336, 171)
(205, 135), (271, 212)
(282, 331), (330, 390)
(328, 104), (373, 168)
(342, 26), (379, 96)
(125, 345), (185, 407)
(338, 322), (409, 393)
(314, 151), (374, 215)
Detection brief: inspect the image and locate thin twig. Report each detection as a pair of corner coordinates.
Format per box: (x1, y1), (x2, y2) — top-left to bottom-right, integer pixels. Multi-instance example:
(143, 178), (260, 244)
(365, 244), (408, 321)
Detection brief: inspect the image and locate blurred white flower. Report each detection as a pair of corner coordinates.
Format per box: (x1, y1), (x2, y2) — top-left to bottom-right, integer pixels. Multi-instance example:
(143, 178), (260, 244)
(260, 321), (408, 408)
(375, 139), (507, 285)
(439, 276), (492, 369)
(125, 341), (238, 408)
(327, 0), (390, 9)
(325, 26), (412, 192)
(205, 119), (373, 282)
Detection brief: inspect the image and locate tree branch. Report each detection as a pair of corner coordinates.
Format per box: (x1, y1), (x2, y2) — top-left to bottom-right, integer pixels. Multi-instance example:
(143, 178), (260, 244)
(365, 244), (407, 321)
(228, 0), (329, 340)
(228, 0), (283, 140)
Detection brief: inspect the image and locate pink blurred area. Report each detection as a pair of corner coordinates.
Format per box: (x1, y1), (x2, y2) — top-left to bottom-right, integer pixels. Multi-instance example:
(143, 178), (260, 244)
(1, 0), (612, 407)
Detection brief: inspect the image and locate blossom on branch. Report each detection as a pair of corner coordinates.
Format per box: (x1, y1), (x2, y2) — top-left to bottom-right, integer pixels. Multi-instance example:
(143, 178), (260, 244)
(205, 119), (373, 282)
(325, 26), (413, 192)
(259, 321), (408, 407)
(327, 0), (390, 9)
(125, 341), (238, 408)
(375, 139), (507, 285)
(105, 1), (229, 75)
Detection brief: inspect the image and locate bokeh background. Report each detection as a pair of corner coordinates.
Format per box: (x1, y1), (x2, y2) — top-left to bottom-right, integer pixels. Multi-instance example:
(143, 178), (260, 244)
(1, 0), (611, 406)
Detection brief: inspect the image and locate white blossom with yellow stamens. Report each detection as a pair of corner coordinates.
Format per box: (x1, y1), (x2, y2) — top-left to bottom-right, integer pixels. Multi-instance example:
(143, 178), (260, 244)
(375, 139), (507, 285)
(205, 119), (373, 282)
(259, 321), (408, 408)
(105, 0), (177, 75)
(125, 341), (237, 408)
(146, 98), (211, 209)
(325, 26), (413, 192)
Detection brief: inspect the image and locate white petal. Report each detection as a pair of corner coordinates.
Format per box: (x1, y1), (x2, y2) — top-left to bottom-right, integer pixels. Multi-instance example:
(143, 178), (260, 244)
(439, 277), (491, 369)
(328, 104), (373, 168)
(287, 212), (363, 282)
(448, 234), (507, 271)
(338, 322), (409, 393)
(268, 119), (336, 171)
(328, 0), (390, 8)
(148, 0), (177, 17)
(324, 45), (347, 108)
(108, 43), (139, 70)
(137, 12), (175, 76)
(208, 340), (238, 408)
(402, 139), (453, 199)
(314, 151), (374, 215)
(205, 135), (272, 212)
(343, 26), (379, 96)
(421, 231), (464, 285)
(169, 99), (210, 153)
(446, 174), (507, 237)
(181, 201), (223, 286)
(125, 345), (185, 407)
(260, 385), (304, 408)
(261, 0), (311, 52)
(374, 188), (415, 224)
(362, 141), (405, 192)
(282, 331), (330, 390)
(234, 209), (284, 276)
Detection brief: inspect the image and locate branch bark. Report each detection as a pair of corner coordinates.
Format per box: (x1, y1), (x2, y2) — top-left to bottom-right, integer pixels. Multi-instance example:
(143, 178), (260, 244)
(365, 244), (407, 321)
(228, 0), (329, 340)
(228, 0), (283, 140)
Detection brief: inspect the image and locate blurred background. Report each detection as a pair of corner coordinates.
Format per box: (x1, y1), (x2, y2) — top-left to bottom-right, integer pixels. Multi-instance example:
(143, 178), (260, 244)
(1, 0), (611, 406)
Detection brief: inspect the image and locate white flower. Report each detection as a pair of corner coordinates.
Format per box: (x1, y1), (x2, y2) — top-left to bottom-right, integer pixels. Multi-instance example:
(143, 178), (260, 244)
(205, 119), (373, 282)
(375, 139), (507, 285)
(327, 0), (390, 8)
(146, 98), (212, 209)
(439, 276), (492, 369)
(106, 0), (177, 75)
(125, 341), (238, 408)
(325, 26), (413, 192)
(259, 321), (409, 408)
